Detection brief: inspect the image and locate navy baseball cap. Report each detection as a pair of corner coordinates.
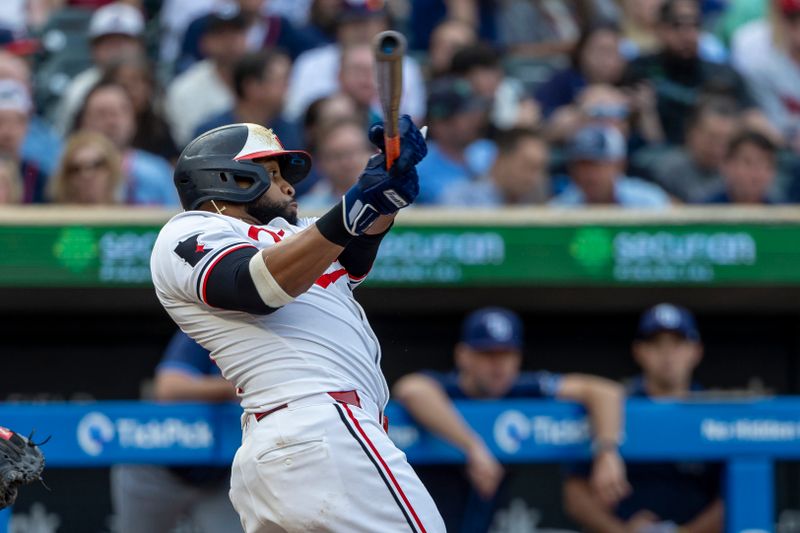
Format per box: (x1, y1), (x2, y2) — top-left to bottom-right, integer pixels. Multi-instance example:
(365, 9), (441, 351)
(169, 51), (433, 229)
(461, 307), (524, 351)
(568, 124), (627, 162)
(637, 303), (700, 341)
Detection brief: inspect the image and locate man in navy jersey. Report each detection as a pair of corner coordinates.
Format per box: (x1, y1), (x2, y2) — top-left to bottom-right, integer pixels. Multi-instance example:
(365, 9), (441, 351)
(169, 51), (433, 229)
(111, 331), (240, 533)
(563, 303), (723, 533)
(393, 307), (629, 532)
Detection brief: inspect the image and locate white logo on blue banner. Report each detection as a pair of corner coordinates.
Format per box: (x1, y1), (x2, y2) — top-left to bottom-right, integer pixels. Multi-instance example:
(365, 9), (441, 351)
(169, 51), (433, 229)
(77, 412), (115, 456)
(494, 410), (531, 454)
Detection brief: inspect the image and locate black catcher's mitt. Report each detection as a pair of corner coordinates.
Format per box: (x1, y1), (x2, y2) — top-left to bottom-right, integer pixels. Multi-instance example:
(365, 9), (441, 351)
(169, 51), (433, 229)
(0, 427), (47, 509)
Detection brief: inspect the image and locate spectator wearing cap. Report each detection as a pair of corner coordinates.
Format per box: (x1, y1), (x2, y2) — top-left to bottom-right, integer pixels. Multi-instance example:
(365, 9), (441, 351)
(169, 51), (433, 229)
(165, 8), (247, 147)
(622, 0), (756, 145)
(193, 49), (299, 148)
(450, 43), (540, 131)
(177, 0), (324, 75)
(53, 2), (146, 135)
(637, 99), (738, 203)
(415, 77), (496, 204)
(564, 303), (724, 533)
(732, 0), (800, 150)
(394, 307), (627, 533)
(0, 78), (49, 203)
(283, 0), (426, 123)
(441, 128), (550, 206)
(550, 125), (670, 208)
(74, 81), (178, 206)
(165, 5), (249, 147)
(700, 130), (785, 204)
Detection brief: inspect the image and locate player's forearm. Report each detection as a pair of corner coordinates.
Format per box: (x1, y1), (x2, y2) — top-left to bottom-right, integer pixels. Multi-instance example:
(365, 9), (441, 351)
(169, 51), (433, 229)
(393, 375), (485, 453)
(260, 224), (345, 297)
(560, 375), (625, 447)
(364, 214), (396, 235)
(681, 499), (724, 533)
(563, 478), (627, 533)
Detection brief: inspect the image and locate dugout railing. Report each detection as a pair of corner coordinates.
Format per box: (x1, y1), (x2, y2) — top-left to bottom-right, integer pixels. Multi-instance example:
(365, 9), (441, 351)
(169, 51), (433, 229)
(0, 398), (798, 532)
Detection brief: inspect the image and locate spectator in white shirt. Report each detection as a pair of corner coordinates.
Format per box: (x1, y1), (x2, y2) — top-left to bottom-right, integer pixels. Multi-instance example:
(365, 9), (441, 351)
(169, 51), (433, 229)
(284, 0), (426, 123)
(165, 6), (248, 147)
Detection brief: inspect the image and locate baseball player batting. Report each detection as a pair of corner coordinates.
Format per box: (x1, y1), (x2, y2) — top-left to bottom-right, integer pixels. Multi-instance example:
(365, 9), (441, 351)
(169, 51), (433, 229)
(150, 114), (444, 532)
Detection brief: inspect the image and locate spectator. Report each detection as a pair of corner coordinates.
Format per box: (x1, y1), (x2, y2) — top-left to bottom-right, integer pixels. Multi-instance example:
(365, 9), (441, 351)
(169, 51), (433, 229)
(298, 93), (364, 196)
(450, 43), (540, 130)
(177, 0), (324, 72)
(416, 78), (496, 204)
(300, 118), (373, 210)
(547, 84), (664, 151)
(701, 130), (784, 204)
(48, 131), (122, 204)
(617, 0), (728, 61)
(441, 128), (550, 206)
(165, 6), (248, 147)
(75, 82), (177, 206)
(642, 99), (739, 202)
(0, 50), (62, 177)
(426, 18), (478, 80)
(102, 55), (181, 162)
(564, 303), (724, 533)
(0, 78), (48, 203)
(336, 43), (380, 124)
(54, 2), (146, 134)
(303, 0), (342, 42)
(536, 23), (627, 119)
(551, 125), (671, 208)
(158, 0), (217, 67)
(0, 154), (21, 204)
(497, 0), (582, 62)
(622, 0), (755, 144)
(393, 306), (628, 533)
(283, 0), (426, 122)
(193, 49), (299, 148)
(111, 331), (241, 533)
(408, 0), (497, 51)
(732, 0), (800, 149)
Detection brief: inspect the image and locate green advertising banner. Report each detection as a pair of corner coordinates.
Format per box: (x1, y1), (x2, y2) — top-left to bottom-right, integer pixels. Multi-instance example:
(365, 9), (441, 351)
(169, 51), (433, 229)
(0, 222), (799, 288)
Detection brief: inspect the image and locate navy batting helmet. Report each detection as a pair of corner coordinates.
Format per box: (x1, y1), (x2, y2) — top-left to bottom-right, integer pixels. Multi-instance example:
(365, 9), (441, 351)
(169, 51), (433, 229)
(174, 123), (312, 210)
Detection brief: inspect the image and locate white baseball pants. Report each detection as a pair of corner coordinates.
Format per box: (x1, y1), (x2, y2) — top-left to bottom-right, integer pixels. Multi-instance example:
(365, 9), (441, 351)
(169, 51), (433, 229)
(229, 391), (446, 533)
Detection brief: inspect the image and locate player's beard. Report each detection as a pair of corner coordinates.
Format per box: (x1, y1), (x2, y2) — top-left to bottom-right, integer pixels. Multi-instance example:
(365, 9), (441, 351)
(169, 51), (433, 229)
(245, 193), (298, 226)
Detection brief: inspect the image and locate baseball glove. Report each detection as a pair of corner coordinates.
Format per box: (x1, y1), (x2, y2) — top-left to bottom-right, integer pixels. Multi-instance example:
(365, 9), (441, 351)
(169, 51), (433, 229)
(0, 427), (47, 509)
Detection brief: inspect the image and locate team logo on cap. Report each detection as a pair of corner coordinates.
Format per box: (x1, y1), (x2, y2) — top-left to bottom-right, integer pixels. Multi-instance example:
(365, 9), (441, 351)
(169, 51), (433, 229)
(485, 313), (513, 341)
(653, 304), (681, 328)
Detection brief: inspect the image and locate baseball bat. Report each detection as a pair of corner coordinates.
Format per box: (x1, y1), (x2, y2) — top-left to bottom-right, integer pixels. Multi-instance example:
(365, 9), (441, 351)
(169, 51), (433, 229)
(373, 30), (407, 170)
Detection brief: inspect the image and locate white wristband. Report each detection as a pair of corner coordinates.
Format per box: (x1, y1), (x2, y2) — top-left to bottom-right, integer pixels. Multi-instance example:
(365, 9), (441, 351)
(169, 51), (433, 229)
(248, 252), (295, 308)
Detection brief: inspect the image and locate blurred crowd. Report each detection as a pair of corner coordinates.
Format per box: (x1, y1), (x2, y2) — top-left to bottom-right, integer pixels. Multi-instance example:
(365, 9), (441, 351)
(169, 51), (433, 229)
(0, 0), (799, 208)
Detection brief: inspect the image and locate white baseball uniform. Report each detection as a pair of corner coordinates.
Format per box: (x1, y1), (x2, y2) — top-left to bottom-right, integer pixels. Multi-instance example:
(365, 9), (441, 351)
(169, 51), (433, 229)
(150, 210), (445, 533)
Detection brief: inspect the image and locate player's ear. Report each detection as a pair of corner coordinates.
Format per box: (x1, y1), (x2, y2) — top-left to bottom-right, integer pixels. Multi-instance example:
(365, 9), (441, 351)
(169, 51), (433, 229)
(631, 341), (645, 367)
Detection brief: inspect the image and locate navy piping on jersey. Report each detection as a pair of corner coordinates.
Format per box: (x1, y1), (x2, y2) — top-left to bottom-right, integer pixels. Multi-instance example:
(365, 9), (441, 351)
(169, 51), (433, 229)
(194, 242), (250, 300)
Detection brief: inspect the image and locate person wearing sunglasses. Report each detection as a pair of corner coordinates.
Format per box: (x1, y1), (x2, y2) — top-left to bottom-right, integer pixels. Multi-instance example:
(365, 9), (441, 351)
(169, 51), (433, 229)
(48, 131), (123, 205)
(622, 0), (756, 145)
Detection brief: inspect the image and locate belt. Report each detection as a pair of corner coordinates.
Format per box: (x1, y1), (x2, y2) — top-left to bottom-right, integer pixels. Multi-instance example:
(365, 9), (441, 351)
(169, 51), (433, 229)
(254, 390), (362, 423)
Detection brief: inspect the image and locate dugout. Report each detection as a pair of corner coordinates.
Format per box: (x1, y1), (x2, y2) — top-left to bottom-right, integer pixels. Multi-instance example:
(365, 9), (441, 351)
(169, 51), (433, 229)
(2, 206), (800, 530)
